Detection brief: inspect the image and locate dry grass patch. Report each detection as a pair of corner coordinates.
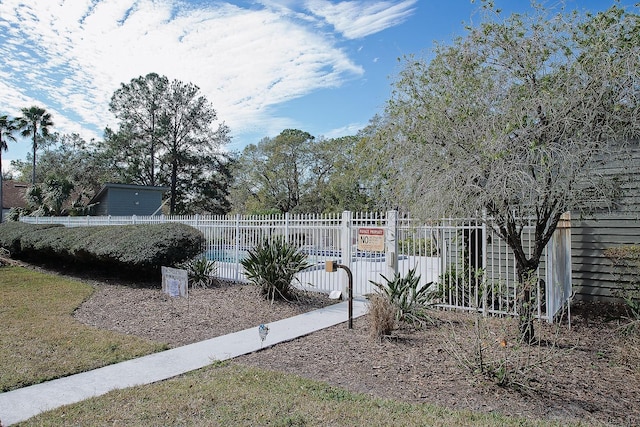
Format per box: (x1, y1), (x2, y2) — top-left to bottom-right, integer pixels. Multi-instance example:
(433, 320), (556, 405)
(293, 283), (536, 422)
(19, 363), (567, 427)
(0, 266), (167, 391)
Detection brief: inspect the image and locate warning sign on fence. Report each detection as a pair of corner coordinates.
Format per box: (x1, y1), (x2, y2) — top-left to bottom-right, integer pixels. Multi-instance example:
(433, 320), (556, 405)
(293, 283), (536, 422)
(357, 227), (385, 252)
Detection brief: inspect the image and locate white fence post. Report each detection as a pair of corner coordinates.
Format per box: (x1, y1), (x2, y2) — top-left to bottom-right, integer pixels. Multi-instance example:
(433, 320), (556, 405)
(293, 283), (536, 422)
(340, 211), (353, 294)
(285, 212), (290, 244)
(234, 214), (241, 282)
(545, 212), (573, 322)
(386, 210), (398, 278)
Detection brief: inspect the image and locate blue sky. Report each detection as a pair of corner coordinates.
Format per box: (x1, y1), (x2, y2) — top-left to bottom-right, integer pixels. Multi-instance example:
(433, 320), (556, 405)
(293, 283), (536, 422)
(0, 0), (637, 171)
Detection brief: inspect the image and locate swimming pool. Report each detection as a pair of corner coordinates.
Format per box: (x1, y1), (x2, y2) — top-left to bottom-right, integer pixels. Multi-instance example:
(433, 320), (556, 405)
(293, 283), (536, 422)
(205, 247), (389, 264)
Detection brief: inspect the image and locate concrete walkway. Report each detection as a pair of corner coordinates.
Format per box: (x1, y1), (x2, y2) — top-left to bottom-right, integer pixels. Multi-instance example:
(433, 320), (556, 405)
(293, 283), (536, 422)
(0, 298), (368, 426)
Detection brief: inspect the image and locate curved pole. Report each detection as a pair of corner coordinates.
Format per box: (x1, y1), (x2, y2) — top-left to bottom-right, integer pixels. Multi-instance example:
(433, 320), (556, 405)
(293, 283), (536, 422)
(325, 260), (353, 329)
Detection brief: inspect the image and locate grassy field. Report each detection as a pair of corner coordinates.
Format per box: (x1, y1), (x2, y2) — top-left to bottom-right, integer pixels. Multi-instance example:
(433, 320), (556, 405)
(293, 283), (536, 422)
(2, 265), (575, 426)
(20, 363), (569, 427)
(0, 266), (167, 392)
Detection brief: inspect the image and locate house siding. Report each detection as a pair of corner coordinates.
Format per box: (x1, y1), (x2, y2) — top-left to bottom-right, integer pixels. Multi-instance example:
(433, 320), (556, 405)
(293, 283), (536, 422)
(571, 144), (640, 302)
(91, 184), (166, 216)
(571, 215), (640, 301)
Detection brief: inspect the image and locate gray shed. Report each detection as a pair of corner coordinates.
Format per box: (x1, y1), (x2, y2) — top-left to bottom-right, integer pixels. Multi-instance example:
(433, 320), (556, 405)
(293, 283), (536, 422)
(89, 183), (168, 216)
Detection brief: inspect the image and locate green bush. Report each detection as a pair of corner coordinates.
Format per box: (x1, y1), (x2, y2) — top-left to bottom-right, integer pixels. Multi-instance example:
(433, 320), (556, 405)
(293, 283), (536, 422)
(398, 236), (438, 256)
(182, 256), (218, 288)
(0, 222), (204, 276)
(438, 266), (483, 308)
(240, 237), (311, 301)
(370, 267), (439, 327)
(439, 267), (518, 313)
(0, 222), (62, 254)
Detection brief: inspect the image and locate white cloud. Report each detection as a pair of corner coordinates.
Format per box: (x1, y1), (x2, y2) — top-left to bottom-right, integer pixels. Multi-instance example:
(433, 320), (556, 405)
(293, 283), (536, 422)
(321, 122), (367, 139)
(1, 160), (17, 176)
(0, 0), (413, 159)
(305, 0), (417, 39)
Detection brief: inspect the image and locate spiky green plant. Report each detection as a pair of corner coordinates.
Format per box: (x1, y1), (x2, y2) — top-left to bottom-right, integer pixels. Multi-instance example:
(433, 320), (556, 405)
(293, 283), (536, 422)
(241, 237), (311, 301)
(183, 256), (218, 288)
(371, 267), (439, 327)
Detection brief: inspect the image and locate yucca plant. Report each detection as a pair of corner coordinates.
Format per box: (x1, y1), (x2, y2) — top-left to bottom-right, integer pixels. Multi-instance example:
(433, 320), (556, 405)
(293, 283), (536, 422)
(241, 237), (311, 302)
(370, 267), (439, 327)
(183, 256), (218, 288)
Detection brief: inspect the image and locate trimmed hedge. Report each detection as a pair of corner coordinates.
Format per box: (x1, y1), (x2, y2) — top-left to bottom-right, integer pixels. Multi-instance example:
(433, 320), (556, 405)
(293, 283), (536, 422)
(0, 222), (63, 254)
(0, 221), (204, 275)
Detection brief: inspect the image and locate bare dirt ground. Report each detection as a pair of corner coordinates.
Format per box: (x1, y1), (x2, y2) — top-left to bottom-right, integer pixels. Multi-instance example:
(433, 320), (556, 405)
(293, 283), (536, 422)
(71, 275), (640, 427)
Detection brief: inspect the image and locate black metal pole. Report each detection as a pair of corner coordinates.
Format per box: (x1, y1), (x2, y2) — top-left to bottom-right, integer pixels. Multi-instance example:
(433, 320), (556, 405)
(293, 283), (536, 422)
(337, 264), (353, 329)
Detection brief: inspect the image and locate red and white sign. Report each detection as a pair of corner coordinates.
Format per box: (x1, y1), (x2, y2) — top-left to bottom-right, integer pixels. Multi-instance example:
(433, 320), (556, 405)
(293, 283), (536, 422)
(357, 227), (385, 252)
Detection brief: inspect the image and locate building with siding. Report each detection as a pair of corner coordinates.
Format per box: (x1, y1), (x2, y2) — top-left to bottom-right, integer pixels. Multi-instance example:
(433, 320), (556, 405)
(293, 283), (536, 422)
(571, 146), (640, 302)
(88, 183), (168, 216)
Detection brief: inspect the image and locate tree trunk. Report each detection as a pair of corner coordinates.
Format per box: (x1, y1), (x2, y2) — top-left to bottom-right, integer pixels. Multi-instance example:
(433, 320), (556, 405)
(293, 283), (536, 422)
(32, 131), (37, 185)
(169, 159), (178, 215)
(516, 265), (537, 344)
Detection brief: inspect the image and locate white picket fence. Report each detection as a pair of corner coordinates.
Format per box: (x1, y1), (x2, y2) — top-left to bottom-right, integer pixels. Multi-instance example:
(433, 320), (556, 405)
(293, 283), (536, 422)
(21, 211), (572, 322)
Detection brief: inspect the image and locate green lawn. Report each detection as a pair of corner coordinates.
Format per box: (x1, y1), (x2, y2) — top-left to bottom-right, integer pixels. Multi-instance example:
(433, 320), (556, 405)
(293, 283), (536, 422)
(0, 266), (167, 392)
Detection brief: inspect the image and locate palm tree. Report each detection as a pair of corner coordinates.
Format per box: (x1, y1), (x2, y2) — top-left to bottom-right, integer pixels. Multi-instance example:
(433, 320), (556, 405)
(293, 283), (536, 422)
(0, 115), (18, 222)
(17, 106), (53, 185)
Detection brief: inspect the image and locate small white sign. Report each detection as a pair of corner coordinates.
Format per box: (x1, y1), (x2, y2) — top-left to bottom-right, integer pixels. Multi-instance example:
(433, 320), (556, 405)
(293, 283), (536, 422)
(161, 266), (189, 298)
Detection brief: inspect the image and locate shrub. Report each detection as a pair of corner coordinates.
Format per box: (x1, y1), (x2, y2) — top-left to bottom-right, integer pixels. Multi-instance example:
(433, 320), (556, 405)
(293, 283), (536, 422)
(183, 256), (218, 288)
(438, 266), (480, 308)
(443, 312), (566, 390)
(398, 236), (438, 256)
(438, 267), (517, 313)
(370, 267), (439, 327)
(0, 222), (204, 277)
(367, 294), (395, 340)
(240, 237), (311, 301)
(0, 222), (62, 254)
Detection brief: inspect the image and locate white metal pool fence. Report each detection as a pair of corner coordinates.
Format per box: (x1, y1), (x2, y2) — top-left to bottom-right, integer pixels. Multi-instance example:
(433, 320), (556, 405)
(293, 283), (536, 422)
(21, 211), (572, 322)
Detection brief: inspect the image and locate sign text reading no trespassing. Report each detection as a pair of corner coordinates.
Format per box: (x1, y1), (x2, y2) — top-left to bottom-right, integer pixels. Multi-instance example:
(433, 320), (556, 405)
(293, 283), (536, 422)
(357, 227), (385, 252)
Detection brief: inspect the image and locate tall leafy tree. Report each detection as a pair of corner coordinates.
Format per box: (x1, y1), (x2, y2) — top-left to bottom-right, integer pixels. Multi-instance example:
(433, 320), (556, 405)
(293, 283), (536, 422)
(158, 79), (227, 214)
(42, 176), (75, 216)
(299, 135), (372, 213)
(109, 73), (168, 186)
(231, 131), (375, 214)
(106, 73), (231, 214)
(232, 129), (314, 213)
(0, 115), (18, 222)
(17, 106), (53, 184)
(101, 126), (149, 185)
(372, 3), (640, 341)
(172, 151), (235, 214)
